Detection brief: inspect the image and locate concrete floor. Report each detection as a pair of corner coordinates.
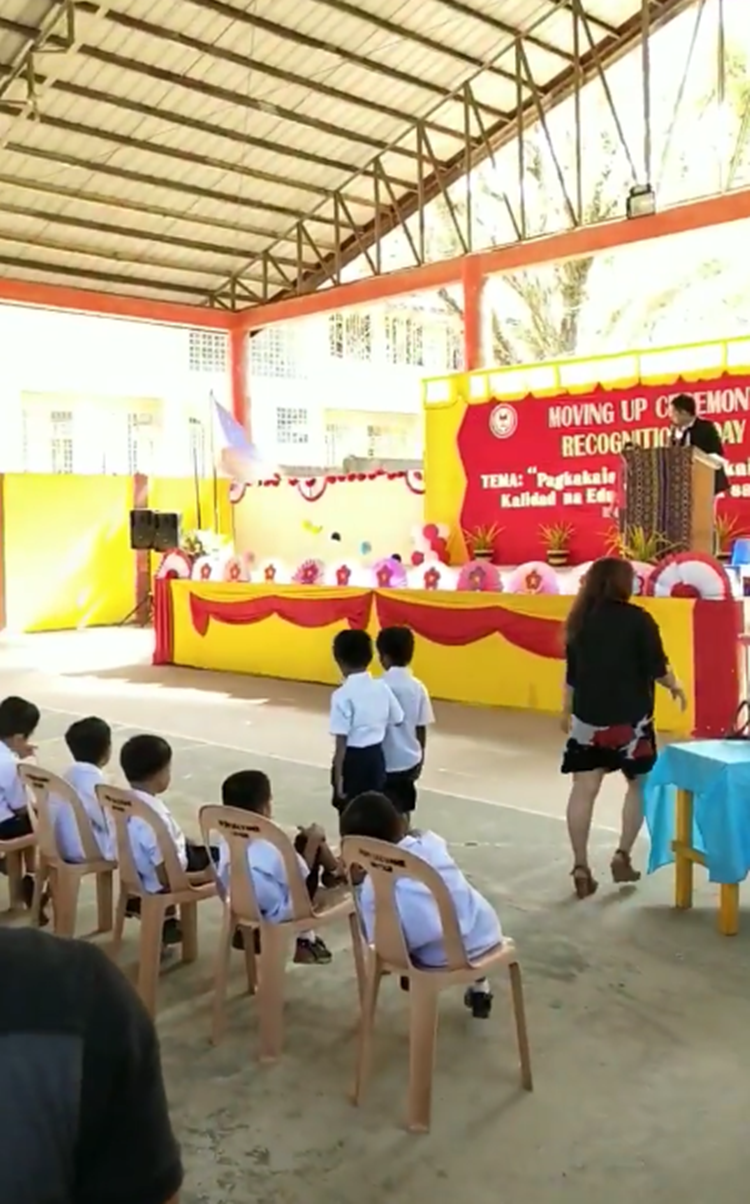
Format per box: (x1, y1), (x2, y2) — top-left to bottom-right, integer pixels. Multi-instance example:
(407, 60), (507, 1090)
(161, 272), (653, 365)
(1, 628), (749, 1203)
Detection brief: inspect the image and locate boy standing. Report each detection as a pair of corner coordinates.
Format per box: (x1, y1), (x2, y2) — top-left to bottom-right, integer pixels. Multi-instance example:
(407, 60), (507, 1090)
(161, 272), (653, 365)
(376, 626), (434, 815)
(330, 629), (404, 815)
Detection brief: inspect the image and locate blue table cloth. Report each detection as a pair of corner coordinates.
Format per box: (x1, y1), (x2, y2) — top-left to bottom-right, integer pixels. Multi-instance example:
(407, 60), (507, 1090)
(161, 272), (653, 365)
(643, 741), (750, 883)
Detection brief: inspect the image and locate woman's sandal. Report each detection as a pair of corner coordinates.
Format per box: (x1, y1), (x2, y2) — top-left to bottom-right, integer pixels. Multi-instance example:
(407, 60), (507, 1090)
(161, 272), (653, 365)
(610, 849), (641, 884)
(572, 864), (598, 899)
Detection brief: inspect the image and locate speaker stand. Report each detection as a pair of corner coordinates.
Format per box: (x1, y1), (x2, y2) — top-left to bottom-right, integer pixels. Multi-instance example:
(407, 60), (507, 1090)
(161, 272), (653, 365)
(118, 590), (153, 627)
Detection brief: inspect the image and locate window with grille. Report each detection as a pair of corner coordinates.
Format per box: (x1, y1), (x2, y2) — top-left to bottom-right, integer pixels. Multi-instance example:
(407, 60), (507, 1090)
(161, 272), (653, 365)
(50, 410), (74, 474)
(127, 412), (155, 474)
(276, 406), (309, 446)
(188, 330), (227, 374)
(328, 312), (372, 361)
(384, 315), (424, 366)
(250, 326), (298, 378)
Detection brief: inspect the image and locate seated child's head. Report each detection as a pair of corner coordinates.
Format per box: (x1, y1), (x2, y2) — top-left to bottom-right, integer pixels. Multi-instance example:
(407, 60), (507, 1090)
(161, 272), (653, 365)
(332, 629), (373, 677)
(376, 626), (415, 671)
(0, 695), (40, 759)
(221, 770), (272, 817)
(120, 734), (172, 794)
(340, 791), (406, 844)
(65, 717), (112, 769)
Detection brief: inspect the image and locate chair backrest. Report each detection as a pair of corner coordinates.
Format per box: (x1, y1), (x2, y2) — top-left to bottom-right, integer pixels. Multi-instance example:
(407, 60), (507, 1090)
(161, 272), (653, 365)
(19, 764), (102, 864)
(340, 835), (471, 972)
(96, 784), (190, 895)
(199, 804), (313, 923)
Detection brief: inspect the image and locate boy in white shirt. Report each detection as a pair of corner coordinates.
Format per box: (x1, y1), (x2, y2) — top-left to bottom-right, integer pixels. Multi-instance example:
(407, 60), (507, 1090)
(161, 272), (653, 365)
(219, 770), (344, 964)
(53, 717), (116, 863)
(341, 791), (501, 1018)
(0, 695), (41, 909)
(376, 626), (435, 815)
(120, 734), (219, 944)
(330, 629), (404, 821)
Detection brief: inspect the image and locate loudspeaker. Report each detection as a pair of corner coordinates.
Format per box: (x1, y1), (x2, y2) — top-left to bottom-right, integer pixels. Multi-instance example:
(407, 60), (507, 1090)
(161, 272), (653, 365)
(129, 509), (156, 551)
(153, 511), (181, 553)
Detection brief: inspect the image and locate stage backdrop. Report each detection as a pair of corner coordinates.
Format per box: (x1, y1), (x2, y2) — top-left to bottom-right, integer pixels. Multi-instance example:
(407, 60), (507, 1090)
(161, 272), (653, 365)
(424, 337), (750, 564)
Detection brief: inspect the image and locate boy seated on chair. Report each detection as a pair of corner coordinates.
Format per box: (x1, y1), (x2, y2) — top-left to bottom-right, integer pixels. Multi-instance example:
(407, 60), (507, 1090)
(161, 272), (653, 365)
(0, 694), (42, 909)
(340, 791), (501, 1018)
(53, 716), (117, 864)
(120, 734), (220, 944)
(219, 769), (345, 965)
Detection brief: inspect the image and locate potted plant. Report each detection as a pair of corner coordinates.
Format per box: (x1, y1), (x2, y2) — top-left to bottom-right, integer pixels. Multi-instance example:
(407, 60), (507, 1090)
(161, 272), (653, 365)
(715, 513), (741, 562)
(606, 524), (672, 564)
(462, 523), (501, 562)
(540, 521), (573, 567)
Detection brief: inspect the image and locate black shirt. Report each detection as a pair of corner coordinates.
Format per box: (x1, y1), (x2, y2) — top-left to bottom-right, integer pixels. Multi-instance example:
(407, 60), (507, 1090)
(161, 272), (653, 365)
(674, 417), (729, 493)
(0, 928), (183, 1204)
(566, 601), (669, 726)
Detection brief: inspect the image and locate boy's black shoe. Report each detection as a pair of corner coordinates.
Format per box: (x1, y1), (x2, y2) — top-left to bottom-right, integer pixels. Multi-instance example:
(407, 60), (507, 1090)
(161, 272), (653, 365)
(464, 986), (493, 1019)
(161, 917), (183, 946)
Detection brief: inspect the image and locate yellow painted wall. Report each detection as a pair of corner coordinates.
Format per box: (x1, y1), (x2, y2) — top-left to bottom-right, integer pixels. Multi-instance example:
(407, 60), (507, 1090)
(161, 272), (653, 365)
(232, 476), (423, 564)
(2, 474), (134, 632)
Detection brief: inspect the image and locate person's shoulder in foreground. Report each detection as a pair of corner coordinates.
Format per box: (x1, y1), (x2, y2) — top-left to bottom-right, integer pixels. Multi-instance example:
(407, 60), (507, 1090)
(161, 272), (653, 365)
(0, 927), (182, 1204)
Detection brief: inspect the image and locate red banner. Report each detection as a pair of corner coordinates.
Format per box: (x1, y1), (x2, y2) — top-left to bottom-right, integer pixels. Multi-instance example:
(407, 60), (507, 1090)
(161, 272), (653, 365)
(458, 373), (750, 564)
(188, 590), (373, 637)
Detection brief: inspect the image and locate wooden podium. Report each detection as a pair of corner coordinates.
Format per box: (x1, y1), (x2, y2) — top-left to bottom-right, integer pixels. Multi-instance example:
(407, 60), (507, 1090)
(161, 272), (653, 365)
(620, 445), (717, 554)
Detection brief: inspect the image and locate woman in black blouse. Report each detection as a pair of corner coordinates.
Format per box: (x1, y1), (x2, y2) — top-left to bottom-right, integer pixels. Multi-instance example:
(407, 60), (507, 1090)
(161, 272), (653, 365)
(562, 557), (686, 899)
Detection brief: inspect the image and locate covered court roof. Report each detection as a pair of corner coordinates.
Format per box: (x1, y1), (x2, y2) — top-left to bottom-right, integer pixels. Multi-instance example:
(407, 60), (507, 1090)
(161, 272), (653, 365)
(0, 0), (693, 312)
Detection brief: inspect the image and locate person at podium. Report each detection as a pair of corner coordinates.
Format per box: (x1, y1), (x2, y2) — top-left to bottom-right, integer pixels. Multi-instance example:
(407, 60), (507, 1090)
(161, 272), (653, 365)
(669, 393), (729, 494)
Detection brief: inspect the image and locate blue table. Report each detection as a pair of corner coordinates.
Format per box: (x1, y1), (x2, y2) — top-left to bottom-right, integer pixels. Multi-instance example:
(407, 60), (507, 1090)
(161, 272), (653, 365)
(643, 741), (750, 935)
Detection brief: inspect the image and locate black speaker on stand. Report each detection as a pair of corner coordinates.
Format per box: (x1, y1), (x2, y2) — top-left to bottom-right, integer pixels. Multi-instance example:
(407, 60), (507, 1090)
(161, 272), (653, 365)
(129, 508), (156, 550)
(123, 510), (181, 626)
(153, 512), (181, 553)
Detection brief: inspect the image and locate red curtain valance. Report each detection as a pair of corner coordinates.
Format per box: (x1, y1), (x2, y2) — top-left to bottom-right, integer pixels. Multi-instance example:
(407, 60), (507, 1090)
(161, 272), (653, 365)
(189, 590), (373, 637)
(375, 592), (564, 659)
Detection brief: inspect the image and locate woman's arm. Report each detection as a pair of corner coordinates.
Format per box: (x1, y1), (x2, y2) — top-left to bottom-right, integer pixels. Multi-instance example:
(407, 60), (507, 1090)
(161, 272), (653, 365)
(656, 666), (687, 711)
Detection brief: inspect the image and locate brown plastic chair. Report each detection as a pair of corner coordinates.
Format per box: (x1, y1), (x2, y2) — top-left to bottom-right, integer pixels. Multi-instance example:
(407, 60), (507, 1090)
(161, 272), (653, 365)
(341, 835), (533, 1133)
(0, 828), (35, 913)
(19, 764), (116, 937)
(199, 805), (366, 1062)
(97, 784), (217, 1016)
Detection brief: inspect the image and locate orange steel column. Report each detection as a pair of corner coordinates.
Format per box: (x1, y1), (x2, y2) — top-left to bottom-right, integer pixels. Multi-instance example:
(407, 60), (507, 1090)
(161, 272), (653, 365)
(229, 327), (249, 429)
(461, 258), (483, 370)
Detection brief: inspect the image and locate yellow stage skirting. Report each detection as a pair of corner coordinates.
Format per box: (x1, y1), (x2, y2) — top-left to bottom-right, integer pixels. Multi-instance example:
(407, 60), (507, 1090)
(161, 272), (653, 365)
(150, 581), (729, 737)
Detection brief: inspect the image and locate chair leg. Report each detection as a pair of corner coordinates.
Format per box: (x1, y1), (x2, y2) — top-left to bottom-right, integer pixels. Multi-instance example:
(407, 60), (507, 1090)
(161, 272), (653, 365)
(211, 908), (235, 1047)
(111, 889), (128, 958)
(30, 858), (49, 928)
(352, 953), (383, 1108)
(348, 911), (367, 1007)
(406, 980), (439, 1134)
(7, 852), (24, 911)
(96, 871), (114, 933)
(256, 926), (289, 1063)
(53, 871), (81, 939)
(243, 926), (258, 996)
(508, 961), (533, 1092)
(180, 901), (199, 964)
(137, 899), (166, 1017)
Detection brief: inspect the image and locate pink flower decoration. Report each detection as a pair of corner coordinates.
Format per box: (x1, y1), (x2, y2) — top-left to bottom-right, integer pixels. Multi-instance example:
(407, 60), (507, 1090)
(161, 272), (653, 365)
(293, 558), (325, 586)
(372, 557), (408, 589)
(423, 566), (441, 590)
(335, 565), (352, 587)
(264, 564), (277, 583)
(507, 561), (559, 595)
(456, 560), (502, 592)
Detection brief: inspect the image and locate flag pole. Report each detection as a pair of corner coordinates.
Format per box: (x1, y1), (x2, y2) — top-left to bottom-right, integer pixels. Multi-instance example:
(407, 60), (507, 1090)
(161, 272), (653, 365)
(208, 391), (219, 533)
(188, 417), (203, 529)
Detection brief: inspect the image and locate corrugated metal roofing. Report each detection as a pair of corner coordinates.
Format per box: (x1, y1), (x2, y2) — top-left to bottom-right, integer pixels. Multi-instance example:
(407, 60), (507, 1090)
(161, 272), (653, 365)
(0, 0), (693, 309)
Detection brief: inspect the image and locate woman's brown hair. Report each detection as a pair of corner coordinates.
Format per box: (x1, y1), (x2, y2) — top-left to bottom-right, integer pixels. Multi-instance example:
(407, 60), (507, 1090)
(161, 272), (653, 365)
(565, 556), (634, 642)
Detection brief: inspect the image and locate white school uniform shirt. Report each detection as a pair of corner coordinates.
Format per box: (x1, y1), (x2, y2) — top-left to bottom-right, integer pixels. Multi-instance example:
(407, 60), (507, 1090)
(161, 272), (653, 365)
(381, 667), (435, 773)
(127, 789), (188, 894)
(51, 762), (116, 863)
(0, 741), (26, 825)
(329, 671), (404, 748)
(358, 830), (502, 967)
(216, 836), (309, 923)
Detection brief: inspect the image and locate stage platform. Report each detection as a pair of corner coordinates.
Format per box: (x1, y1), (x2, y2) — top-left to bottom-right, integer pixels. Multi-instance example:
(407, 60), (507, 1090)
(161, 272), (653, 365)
(153, 581), (740, 737)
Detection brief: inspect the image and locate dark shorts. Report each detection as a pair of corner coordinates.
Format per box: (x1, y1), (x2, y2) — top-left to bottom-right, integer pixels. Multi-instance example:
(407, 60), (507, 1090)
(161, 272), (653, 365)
(384, 767), (419, 814)
(331, 743), (386, 811)
(561, 715), (657, 781)
(0, 810), (33, 842)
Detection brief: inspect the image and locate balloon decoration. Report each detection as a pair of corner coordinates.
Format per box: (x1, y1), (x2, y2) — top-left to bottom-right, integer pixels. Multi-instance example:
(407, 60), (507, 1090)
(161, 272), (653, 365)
(629, 561), (654, 596)
(372, 557), (408, 589)
(293, 558), (326, 586)
(258, 560), (287, 585)
(222, 555), (248, 583)
(191, 555), (219, 582)
(411, 522), (450, 566)
(456, 560), (502, 592)
(506, 561), (560, 595)
(645, 552), (733, 600)
(155, 550), (192, 580)
(228, 481), (247, 504)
